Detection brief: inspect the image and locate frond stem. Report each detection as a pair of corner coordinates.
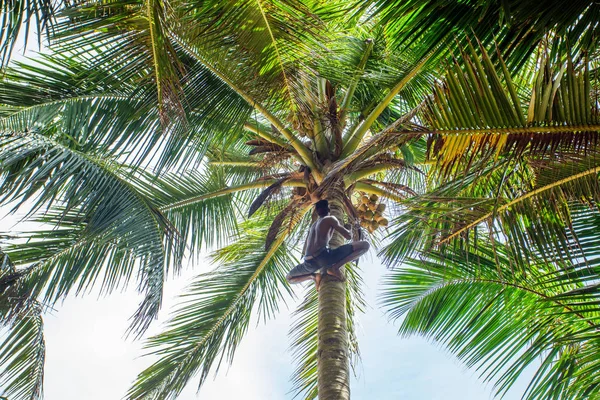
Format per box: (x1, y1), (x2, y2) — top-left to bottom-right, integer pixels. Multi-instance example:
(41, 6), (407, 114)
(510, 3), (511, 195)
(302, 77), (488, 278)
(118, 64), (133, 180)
(439, 164), (600, 244)
(344, 163), (403, 184)
(169, 33), (319, 176)
(161, 179), (306, 211)
(432, 124), (600, 136)
(341, 54), (431, 157)
(207, 161), (262, 167)
(243, 123), (294, 149)
(474, 278), (597, 329)
(353, 182), (404, 202)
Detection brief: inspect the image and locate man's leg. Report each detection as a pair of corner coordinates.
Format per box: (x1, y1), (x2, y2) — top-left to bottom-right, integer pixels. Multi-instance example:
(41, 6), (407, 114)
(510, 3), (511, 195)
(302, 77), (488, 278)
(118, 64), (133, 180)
(287, 273), (317, 284)
(326, 241), (370, 280)
(286, 261), (319, 284)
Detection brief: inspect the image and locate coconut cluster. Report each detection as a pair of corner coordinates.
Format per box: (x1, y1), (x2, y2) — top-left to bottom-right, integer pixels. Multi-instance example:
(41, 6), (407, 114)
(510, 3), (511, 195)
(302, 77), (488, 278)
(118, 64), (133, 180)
(356, 193), (388, 233)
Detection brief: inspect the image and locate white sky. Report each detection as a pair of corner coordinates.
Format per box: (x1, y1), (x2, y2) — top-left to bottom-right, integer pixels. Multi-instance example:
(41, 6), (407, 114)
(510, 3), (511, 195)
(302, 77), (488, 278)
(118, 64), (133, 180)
(1, 37), (535, 400)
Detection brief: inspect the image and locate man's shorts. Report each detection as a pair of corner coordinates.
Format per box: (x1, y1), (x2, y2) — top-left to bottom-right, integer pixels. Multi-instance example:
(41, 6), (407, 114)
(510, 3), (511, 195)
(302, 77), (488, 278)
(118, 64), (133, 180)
(287, 244), (354, 278)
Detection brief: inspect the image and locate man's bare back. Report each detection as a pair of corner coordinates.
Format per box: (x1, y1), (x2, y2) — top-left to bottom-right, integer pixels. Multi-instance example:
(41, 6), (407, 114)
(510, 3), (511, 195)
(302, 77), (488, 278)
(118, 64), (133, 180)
(304, 216), (350, 259)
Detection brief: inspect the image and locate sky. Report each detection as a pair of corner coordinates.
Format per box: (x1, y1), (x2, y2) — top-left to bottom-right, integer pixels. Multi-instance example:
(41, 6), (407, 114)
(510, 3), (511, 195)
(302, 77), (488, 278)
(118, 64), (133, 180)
(1, 38), (535, 400)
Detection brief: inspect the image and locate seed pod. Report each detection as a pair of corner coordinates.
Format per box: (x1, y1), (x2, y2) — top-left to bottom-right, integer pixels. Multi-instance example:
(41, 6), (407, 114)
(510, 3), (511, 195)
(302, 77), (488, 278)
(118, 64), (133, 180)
(369, 194), (379, 202)
(361, 195), (370, 204)
(376, 203), (386, 212)
(378, 218), (389, 227)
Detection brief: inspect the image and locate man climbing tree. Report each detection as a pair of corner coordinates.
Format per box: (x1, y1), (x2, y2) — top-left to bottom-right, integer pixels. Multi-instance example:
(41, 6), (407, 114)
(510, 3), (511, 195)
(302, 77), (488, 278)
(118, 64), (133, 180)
(287, 199), (370, 289)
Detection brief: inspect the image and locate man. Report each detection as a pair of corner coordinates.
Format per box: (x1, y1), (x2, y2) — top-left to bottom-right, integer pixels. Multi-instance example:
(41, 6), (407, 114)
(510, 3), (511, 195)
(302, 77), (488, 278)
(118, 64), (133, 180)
(286, 199), (370, 289)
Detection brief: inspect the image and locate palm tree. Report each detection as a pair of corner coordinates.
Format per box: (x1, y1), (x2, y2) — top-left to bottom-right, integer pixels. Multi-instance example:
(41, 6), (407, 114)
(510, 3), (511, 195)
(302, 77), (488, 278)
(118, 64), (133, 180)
(2, 1), (600, 400)
(0, 2), (434, 399)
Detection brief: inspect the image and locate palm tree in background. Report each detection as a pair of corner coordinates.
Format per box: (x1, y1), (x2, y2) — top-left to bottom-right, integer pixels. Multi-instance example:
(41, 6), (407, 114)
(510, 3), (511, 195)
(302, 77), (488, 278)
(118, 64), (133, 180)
(1, 1), (600, 399)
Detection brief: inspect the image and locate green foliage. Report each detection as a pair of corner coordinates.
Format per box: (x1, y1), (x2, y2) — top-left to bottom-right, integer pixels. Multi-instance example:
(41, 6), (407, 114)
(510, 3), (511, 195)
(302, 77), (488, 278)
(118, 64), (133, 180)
(382, 210), (600, 399)
(127, 216), (302, 400)
(359, 0), (600, 70)
(3, 1), (600, 399)
(0, 252), (45, 400)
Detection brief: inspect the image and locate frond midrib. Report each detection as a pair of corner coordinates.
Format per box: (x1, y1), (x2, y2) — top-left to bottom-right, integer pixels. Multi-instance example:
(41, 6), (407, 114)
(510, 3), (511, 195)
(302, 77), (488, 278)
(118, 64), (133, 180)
(440, 164), (600, 244)
(400, 274), (598, 331)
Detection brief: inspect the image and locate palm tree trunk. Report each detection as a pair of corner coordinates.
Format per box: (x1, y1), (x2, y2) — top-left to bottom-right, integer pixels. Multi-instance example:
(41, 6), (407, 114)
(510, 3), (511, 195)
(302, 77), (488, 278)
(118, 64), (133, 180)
(317, 198), (350, 399)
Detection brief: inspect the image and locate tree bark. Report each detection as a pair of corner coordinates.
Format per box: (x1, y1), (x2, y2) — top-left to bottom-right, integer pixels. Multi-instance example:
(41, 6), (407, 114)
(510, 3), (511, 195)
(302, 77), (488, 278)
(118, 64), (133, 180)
(317, 198), (350, 400)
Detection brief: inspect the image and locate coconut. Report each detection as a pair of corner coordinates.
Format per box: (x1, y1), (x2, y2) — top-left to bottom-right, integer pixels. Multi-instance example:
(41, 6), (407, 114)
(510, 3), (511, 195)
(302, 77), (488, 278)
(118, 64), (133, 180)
(358, 203), (368, 212)
(360, 195), (370, 204)
(378, 218), (389, 227)
(374, 214), (384, 222)
(370, 220), (379, 230)
(368, 202), (377, 211)
(365, 210), (375, 219)
(376, 203), (386, 212)
(369, 193), (379, 202)
(360, 220), (370, 228)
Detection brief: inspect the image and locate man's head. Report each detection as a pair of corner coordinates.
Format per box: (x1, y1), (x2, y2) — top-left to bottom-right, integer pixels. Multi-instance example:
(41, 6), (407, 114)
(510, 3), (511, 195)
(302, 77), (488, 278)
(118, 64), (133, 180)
(315, 199), (330, 217)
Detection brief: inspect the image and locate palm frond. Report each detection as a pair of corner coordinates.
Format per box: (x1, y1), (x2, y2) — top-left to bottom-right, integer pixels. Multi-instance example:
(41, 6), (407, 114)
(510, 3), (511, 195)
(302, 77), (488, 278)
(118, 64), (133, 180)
(383, 148), (600, 270)
(265, 200), (309, 250)
(0, 54), (163, 164)
(382, 224), (600, 399)
(422, 42), (600, 173)
(53, 0), (185, 126)
(0, 304), (44, 400)
(340, 50), (434, 157)
(363, 0), (599, 70)
(3, 206), (175, 337)
(143, 168), (248, 254)
(0, 129), (183, 335)
(0, 255), (45, 400)
(0, 0), (67, 66)
(127, 208), (309, 399)
(0, 49), (254, 170)
(248, 177), (291, 217)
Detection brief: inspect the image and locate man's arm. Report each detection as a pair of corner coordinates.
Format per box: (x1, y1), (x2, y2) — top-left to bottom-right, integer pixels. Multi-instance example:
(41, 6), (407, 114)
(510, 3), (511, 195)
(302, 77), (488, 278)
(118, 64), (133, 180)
(328, 216), (352, 240)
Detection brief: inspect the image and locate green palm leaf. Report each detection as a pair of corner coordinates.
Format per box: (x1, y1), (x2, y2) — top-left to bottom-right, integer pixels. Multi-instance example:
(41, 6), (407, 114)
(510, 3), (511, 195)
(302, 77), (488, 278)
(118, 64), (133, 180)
(382, 222), (600, 399)
(0, 253), (45, 400)
(0, 0), (67, 66)
(127, 208), (309, 399)
(362, 0), (599, 70)
(0, 127), (184, 335)
(0, 306), (44, 400)
(422, 42), (600, 172)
